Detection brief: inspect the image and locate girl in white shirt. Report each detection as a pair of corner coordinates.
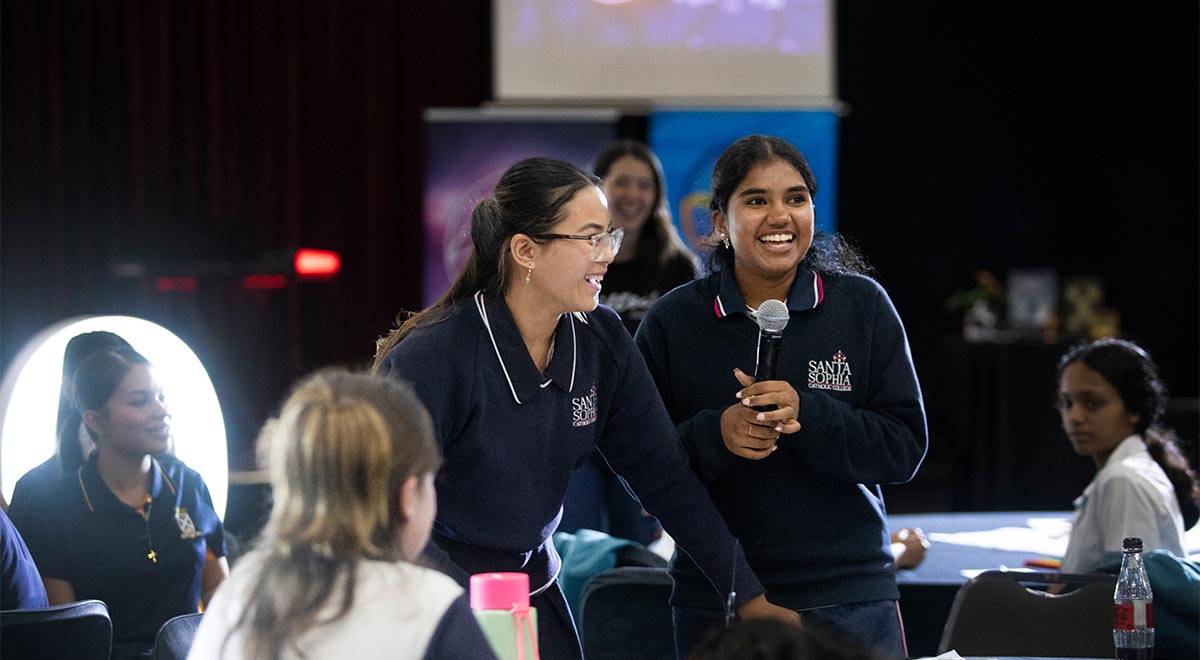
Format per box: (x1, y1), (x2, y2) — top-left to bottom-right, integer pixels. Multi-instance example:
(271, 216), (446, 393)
(188, 370), (497, 660)
(1056, 339), (1199, 572)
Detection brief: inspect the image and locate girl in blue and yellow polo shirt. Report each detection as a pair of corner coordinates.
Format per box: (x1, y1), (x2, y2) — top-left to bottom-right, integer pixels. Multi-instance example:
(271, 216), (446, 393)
(21, 347), (227, 659)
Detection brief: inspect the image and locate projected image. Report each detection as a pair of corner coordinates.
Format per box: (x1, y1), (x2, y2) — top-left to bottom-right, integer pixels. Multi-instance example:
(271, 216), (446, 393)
(0, 316), (229, 517)
(517, 0), (827, 54)
(496, 0), (833, 101)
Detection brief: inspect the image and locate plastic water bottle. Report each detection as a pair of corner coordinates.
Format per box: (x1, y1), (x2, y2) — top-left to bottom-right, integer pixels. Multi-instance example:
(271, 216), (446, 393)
(470, 572), (540, 660)
(1113, 537), (1153, 660)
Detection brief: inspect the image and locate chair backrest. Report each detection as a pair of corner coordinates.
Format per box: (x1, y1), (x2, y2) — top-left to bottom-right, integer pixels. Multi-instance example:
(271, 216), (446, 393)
(579, 566), (674, 660)
(0, 599), (113, 660)
(938, 570), (1116, 658)
(153, 612), (205, 660)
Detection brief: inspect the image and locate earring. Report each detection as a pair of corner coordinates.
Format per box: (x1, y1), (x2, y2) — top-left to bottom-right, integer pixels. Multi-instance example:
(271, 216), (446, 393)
(721, 234), (731, 250)
(525, 264), (534, 284)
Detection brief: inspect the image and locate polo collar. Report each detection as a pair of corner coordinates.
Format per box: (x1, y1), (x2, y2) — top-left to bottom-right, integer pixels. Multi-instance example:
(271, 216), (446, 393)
(711, 266), (824, 319)
(474, 291), (579, 404)
(1104, 434), (1147, 469)
(76, 451), (176, 514)
(1081, 434), (1146, 502)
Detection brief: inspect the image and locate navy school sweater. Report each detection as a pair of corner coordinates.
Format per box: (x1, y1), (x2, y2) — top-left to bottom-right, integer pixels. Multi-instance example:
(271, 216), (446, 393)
(380, 291), (764, 607)
(635, 267), (928, 610)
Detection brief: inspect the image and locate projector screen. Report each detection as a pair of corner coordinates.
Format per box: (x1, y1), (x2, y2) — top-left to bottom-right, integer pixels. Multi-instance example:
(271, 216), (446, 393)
(494, 0), (835, 104)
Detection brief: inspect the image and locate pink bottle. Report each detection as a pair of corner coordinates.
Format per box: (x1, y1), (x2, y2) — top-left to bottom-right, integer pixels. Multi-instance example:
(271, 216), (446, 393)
(469, 572), (540, 660)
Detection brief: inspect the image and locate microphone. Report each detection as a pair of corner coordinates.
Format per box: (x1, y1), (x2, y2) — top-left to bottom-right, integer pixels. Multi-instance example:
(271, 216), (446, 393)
(752, 299), (789, 412)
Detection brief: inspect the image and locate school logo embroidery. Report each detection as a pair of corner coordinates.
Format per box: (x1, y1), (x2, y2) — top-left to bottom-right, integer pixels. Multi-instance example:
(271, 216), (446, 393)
(808, 350), (853, 392)
(175, 507), (203, 539)
(572, 384), (598, 427)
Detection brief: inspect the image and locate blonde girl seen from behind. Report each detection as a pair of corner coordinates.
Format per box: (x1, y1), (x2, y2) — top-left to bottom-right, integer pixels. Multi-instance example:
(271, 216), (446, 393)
(188, 369), (497, 660)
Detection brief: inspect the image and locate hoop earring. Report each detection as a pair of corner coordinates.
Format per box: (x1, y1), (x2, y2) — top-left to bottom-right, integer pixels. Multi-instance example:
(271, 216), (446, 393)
(525, 264), (534, 284)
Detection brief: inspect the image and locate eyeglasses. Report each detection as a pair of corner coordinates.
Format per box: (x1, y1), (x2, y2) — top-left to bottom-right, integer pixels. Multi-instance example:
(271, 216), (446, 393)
(529, 227), (624, 260)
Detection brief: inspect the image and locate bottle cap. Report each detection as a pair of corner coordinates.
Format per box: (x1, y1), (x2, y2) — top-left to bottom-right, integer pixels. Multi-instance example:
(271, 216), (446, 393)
(1122, 537), (1143, 550)
(469, 572), (530, 610)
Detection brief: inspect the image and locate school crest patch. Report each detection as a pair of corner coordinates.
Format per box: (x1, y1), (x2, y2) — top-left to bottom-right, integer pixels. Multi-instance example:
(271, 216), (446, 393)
(808, 350), (853, 392)
(572, 384), (598, 427)
(175, 507), (203, 539)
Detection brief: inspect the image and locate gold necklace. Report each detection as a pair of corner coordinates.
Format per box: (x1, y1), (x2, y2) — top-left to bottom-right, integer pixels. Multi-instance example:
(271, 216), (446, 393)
(141, 496), (157, 563)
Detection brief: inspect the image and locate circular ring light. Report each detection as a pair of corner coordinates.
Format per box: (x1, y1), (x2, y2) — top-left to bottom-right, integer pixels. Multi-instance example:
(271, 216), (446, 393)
(0, 316), (228, 517)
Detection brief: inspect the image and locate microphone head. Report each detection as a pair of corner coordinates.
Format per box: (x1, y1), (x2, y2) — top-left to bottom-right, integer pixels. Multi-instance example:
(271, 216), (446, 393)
(755, 299), (789, 335)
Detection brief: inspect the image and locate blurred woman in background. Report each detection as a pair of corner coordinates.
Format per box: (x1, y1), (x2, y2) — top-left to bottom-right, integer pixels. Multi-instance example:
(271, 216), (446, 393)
(593, 139), (697, 335)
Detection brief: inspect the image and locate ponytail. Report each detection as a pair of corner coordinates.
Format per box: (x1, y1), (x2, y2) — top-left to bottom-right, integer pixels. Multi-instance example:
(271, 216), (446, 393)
(54, 331), (132, 474)
(1144, 427), (1200, 529)
(372, 200), (508, 372)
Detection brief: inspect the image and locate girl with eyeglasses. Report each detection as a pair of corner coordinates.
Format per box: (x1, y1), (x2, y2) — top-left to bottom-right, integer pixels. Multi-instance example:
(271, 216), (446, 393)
(373, 156), (796, 659)
(20, 347), (228, 659)
(1056, 338), (1198, 573)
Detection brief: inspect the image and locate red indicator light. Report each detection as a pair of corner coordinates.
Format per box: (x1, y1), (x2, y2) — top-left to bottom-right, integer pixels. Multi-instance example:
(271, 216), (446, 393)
(294, 248), (341, 278)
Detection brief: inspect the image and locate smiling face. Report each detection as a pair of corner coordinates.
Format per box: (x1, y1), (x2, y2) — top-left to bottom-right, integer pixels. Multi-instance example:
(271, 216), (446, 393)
(1058, 360), (1139, 467)
(713, 158), (815, 286)
(532, 186), (614, 313)
(601, 155), (657, 236)
(87, 364), (171, 459)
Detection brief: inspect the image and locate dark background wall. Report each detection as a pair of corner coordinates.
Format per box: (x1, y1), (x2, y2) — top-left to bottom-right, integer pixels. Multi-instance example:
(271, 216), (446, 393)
(3, 1), (1196, 512)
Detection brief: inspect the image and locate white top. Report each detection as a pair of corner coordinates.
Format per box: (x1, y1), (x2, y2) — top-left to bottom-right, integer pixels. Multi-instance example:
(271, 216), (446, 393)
(1060, 435), (1186, 573)
(188, 550), (466, 660)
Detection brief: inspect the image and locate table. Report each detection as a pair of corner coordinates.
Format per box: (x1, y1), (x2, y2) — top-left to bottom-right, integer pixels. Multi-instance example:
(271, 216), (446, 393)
(890, 511), (1073, 658)
(891, 511), (1072, 584)
(892, 510), (1200, 658)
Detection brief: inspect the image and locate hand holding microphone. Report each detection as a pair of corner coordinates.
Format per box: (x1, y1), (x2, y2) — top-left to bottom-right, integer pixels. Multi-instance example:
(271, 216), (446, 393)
(718, 300), (801, 460)
(751, 299), (789, 409)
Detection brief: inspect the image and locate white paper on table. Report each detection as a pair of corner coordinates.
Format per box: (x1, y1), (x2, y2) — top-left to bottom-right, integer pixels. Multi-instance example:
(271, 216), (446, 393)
(959, 567), (1041, 580)
(927, 517), (1071, 556)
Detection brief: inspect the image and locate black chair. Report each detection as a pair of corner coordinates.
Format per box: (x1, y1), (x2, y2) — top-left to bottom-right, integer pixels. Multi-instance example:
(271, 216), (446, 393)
(579, 566), (675, 660)
(153, 612), (204, 660)
(938, 570), (1116, 658)
(0, 599), (112, 660)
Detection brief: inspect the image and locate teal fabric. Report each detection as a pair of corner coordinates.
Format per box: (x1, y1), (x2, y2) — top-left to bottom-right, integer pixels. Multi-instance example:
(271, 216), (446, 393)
(1099, 549), (1199, 659)
(554, 530), (640, 628)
